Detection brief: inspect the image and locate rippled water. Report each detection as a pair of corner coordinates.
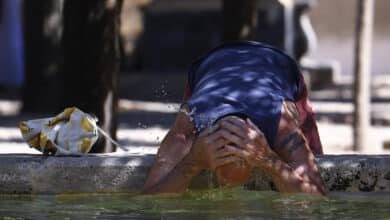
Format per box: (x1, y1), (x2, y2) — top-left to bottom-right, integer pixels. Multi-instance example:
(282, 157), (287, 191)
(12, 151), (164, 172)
(0, 188), (389, 219)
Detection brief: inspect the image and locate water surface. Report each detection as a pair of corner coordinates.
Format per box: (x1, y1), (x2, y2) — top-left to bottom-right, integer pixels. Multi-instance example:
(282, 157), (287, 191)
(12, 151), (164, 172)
(0, 188), (389, 219)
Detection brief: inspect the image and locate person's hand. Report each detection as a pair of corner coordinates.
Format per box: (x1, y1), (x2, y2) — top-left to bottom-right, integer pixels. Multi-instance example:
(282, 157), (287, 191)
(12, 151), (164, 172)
(217, 116), (276, 166)
(188, 124), (242, 171)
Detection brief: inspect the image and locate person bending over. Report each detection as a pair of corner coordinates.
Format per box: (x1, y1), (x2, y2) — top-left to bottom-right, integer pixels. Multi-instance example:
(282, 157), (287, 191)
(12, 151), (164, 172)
(143, 41), (326, 195)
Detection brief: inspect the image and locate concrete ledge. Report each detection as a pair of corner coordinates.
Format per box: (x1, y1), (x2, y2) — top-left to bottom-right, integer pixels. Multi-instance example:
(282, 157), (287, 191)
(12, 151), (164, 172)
(0, 154), (389, 194)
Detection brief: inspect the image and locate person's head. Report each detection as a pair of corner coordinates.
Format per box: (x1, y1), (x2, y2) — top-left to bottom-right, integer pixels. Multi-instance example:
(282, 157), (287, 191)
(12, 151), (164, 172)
(215, 158), (253, 186)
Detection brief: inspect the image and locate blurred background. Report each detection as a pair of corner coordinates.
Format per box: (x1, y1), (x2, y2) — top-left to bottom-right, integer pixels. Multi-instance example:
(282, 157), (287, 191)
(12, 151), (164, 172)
(0, 0), (389, 154)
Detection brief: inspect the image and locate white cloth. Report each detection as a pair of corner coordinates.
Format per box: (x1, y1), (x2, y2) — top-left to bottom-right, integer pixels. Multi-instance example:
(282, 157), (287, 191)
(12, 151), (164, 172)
(19, 107), (99, 155)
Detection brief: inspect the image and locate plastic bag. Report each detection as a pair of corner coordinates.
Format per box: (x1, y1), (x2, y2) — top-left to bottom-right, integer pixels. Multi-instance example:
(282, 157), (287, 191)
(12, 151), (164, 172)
(19, 107), (99, 155)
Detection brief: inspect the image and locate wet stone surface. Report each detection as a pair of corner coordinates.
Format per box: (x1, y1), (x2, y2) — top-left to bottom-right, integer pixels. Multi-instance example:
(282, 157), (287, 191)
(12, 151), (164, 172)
(315, 155), (390, 192)
(0, 154), (389, 194)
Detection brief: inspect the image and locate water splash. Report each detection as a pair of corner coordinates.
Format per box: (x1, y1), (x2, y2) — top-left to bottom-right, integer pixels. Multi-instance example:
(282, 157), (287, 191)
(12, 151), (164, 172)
(154, 80), (169, 98)
(137, 122), (148, 129)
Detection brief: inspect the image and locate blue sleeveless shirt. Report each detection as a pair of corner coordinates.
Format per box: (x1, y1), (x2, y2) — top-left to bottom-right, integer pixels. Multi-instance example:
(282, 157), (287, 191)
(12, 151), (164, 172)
(185, 41), (302, 147)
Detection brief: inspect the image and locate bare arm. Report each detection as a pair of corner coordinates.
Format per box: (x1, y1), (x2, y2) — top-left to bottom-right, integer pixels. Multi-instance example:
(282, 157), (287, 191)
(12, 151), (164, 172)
(142, 150), (205, 194)
(270, 101), (326, 194)
(142, 111), (196, 194)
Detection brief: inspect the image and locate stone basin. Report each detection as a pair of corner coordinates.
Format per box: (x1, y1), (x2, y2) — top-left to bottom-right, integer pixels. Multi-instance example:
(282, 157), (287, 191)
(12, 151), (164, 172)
(0, 154), (389, 194)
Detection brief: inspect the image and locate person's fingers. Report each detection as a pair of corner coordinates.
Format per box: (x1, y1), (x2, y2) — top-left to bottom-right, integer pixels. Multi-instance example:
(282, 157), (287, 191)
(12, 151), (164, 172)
(224, 144), (251, 159)
(220, 117), (264, 145)
(215, 147), (234, 159)
(217, 129), (246, 149)
(214, 155), (243, 167)
(219, 120), (247, 139)
(226, 115), (246, 126)
(207, 138), (227, 152)
(206, 127), (237, 143)
(222, 116), (247, 132)
(198, 124), (220, 137)
(246, 118), (263, 135)
(207, 146), (232, 170)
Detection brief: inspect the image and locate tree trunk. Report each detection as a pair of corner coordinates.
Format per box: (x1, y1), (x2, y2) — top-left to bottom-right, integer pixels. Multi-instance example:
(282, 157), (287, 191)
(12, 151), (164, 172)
(22, 0), (64, 113)
(222, 0), (258, 41)
(62, 0), (123, 153)
(353, 0), (374, 152)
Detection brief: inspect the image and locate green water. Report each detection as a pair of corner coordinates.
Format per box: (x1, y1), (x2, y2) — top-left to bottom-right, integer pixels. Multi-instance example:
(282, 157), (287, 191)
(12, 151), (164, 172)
(0, 188), (389, 220)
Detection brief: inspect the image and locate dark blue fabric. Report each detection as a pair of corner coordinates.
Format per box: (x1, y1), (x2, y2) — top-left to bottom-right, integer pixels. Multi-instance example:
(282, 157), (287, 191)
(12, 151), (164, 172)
(186, 41), (302, 147)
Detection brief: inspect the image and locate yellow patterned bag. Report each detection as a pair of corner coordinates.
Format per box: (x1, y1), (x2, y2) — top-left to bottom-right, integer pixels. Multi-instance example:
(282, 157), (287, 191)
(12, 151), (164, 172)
(19, 107), (99, 155)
